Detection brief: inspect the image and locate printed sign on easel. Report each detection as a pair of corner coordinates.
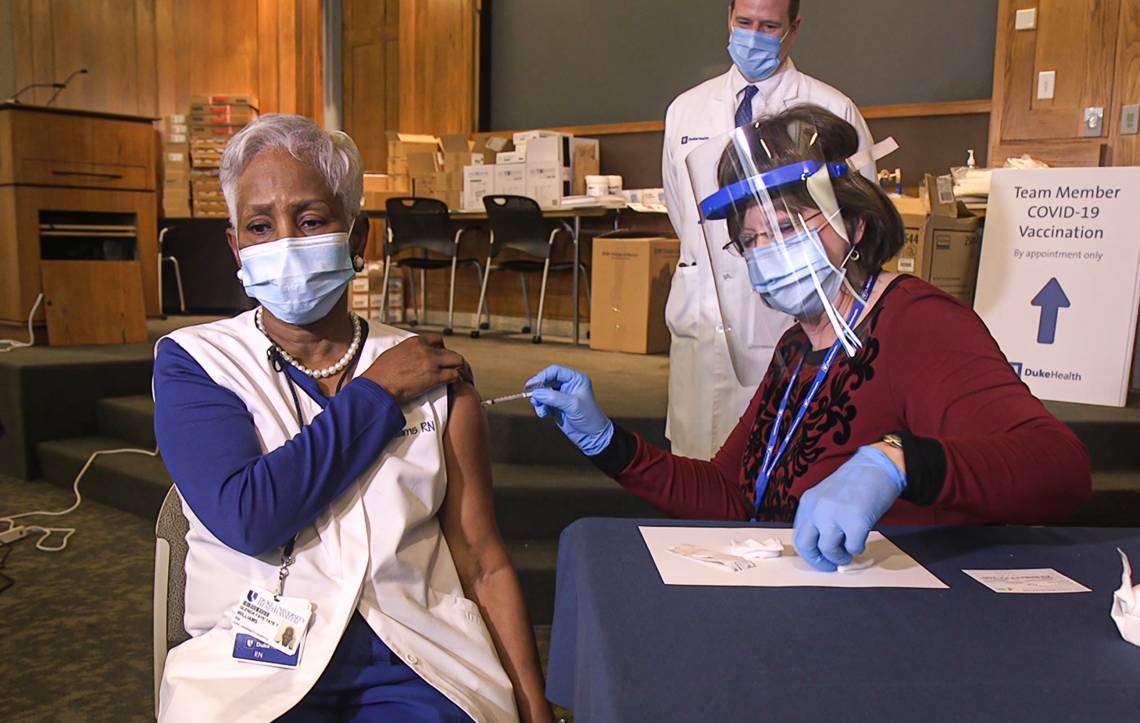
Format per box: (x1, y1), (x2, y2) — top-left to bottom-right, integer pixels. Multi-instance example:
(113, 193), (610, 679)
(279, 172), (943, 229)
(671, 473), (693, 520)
(974, 167), (1140, 407)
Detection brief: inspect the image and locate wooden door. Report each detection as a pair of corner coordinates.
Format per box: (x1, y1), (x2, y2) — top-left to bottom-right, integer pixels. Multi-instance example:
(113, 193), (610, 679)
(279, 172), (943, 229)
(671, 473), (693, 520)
(1109, 0), (1140, 165)
(989, 0), (1121, 161)
(343, 0), (400, 171)
(397, 0), (480, 136)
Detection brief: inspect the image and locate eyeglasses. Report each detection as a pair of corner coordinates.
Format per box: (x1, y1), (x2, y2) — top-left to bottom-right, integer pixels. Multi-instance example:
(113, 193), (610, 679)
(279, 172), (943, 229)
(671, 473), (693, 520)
(721, 210), (825, 258)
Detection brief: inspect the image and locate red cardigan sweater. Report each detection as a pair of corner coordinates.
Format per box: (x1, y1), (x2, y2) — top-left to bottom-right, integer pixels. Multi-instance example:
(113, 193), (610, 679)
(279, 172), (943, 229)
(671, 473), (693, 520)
(592, 276), (1091, 525)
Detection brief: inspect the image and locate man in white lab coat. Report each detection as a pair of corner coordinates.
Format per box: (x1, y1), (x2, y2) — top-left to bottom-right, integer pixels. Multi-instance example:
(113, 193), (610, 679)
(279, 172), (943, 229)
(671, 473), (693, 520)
(662, 0), (876, 459)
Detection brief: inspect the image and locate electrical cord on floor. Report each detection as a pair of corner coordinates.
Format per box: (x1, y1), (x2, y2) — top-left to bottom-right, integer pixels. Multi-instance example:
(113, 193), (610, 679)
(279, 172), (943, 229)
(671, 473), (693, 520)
(0, 293), (44, 352)
(0, 542), (14, 594)
(0, 446), (160, 552)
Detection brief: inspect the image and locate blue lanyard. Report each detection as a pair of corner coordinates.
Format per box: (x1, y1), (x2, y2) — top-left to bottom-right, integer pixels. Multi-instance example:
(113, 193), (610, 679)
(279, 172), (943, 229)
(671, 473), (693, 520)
(752, 273), (878, 518)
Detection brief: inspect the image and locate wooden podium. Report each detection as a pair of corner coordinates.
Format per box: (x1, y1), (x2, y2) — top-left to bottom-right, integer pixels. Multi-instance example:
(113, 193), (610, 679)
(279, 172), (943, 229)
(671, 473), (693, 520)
(0, 104), (158, 345)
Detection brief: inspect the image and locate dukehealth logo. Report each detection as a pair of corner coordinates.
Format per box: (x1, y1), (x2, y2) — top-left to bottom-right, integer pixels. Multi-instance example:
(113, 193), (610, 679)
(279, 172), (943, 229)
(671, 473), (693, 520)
(1010, 360), (1082, 382)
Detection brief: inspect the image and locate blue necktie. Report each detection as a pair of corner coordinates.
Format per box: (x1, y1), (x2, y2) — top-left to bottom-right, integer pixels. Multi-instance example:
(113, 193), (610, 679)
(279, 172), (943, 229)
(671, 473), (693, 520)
(735, 85), (758, 128)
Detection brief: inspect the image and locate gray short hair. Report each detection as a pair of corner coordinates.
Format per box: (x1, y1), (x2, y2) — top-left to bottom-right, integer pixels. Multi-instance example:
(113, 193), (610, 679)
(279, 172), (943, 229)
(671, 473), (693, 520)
(220, 114), (364, 228)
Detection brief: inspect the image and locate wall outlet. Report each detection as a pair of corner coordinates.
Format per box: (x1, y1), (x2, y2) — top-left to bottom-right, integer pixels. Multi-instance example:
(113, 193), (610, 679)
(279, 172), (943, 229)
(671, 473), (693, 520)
(1015, 8), (1037, 30)
(1122, 104), (1140, 135)
(1036, 71), (1056, 100)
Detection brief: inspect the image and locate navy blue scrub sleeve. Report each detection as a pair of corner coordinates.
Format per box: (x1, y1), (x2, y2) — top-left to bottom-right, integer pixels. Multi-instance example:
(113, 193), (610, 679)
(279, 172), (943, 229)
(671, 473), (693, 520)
(153, 336), (406, 557)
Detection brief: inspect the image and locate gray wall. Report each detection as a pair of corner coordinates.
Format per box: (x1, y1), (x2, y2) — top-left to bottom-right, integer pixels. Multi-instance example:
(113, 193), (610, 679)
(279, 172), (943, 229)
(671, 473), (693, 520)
(488, 0), (998, 130)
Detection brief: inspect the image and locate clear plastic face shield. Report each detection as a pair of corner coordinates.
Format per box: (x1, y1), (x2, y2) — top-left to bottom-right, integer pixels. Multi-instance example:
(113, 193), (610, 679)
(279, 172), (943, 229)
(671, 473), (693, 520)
(686, 119), (895, 386)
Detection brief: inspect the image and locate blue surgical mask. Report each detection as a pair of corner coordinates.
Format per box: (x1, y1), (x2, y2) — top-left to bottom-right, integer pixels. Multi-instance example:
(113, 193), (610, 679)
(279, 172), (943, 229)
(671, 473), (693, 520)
(237, 230), (355, 325)
(745, 227), (846, 319)
(727, 26), (785, 82)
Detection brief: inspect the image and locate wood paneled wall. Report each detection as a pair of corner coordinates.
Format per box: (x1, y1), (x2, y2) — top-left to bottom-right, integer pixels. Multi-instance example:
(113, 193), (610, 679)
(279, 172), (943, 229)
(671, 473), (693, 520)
(341, 0), (480, 170)
(988, 0), (1140, 166)
(397, 0), (480, 136)
(342, 0), (400, 171)
(6, 0), (323, 119)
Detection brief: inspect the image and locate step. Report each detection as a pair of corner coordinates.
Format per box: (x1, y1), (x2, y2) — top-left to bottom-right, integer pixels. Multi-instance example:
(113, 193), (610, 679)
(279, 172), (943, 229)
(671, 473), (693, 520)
(97, 396), (156, 449)
(1066, 471), (1140, 527)
(492, 464), (661, 539)
(1048, 398), (1140, 472)
(93, 393), (668, 468)
(36, 436), (172, 521)
(486, 406), (667, 466)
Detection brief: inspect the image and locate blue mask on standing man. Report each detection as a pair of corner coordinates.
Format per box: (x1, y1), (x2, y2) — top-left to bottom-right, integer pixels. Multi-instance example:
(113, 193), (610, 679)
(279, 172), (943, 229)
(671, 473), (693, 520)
(727, 26), (786, 81)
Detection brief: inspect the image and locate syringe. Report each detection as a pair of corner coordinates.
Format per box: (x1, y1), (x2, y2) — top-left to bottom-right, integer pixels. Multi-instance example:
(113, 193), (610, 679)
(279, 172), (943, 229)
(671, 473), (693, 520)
(481, 390), (535, 407)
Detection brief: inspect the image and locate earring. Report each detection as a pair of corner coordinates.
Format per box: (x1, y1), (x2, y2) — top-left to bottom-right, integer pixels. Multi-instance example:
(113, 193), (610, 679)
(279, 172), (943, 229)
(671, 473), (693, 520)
(850, 248), (861, 262)
(352, 254), (366, 272)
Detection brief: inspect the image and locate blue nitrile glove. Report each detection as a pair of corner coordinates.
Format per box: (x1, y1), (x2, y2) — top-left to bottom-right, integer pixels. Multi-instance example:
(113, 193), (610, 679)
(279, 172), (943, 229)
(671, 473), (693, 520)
(526, 365), (614, 456)
(792, 446), (906, 572)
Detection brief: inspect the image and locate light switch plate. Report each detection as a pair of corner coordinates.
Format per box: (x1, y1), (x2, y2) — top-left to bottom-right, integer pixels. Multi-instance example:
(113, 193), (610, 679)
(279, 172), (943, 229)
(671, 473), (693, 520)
(1037, 71), (1056, 100)
(1082, 107), (1105, 137)
(1122, 104), (1140, 135)
(1015, 8), (1037, 30)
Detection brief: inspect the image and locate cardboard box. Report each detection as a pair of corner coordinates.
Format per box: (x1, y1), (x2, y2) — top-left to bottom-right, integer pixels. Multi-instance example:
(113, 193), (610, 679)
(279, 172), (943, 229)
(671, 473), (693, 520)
(925, 215), (982, 304)
(363, 173), (409, 194)
(439, 134), (481, 171)
(350, 293), (370, 311)
(512, 129), (559, 153)
(462, 165), (496, 210)
(526, 134), (572, 166)
(571, 138), (600, 197)
(525, 161), (570, 207)
(884, 193), (982, 304)
(387, 132), (441, 176)
(407, 150), (440, 177)
(590, 234), (681, 354)
(384, 276), (405, 323)
(190, 95), (258, 107)
(494, 164), (526, 196)
(883, 212), (926, 276)
(351, 277), (370, 293)
(495, 150), (526, 165)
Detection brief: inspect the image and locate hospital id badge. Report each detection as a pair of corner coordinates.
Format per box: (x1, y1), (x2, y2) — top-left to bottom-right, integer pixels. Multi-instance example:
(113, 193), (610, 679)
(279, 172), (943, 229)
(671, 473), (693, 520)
(233, 632), (302, 668)
(232, 586), (312, 656)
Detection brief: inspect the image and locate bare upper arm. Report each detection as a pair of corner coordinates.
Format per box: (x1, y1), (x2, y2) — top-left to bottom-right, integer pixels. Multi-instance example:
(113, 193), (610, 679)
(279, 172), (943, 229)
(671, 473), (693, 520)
(440, 382), (503, 567)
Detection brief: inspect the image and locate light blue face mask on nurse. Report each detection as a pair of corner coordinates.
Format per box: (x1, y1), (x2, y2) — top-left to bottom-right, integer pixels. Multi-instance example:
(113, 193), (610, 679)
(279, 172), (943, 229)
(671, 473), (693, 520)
(727, 26), (786, 81)
(744, 221), (851, 320)
(237, 226), (355, 325)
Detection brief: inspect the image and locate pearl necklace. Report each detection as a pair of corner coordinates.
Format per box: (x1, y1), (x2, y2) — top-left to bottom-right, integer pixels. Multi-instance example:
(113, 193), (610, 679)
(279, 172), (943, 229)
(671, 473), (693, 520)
(255, 307), (362, 379)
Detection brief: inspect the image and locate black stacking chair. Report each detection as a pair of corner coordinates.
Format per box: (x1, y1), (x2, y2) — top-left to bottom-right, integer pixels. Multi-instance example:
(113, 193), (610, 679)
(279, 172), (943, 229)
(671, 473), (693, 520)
(380, 197), (486, 334)
(475, 195), (591, 343)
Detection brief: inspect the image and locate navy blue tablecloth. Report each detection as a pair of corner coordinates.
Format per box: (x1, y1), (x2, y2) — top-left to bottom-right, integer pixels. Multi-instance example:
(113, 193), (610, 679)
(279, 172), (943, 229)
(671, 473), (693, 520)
(546, 519), (1140, 722)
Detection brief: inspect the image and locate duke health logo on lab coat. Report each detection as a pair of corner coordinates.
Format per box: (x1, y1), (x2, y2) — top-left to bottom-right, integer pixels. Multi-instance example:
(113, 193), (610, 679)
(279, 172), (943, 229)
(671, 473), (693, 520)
(680, 135), (709, 145)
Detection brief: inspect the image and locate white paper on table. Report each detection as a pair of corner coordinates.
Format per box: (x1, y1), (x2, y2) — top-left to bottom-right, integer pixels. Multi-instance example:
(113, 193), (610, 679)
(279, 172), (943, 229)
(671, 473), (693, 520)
(639, 527), (947, 589)
(962, 568), (1090, 594)
(1112, 548), (1140, 646)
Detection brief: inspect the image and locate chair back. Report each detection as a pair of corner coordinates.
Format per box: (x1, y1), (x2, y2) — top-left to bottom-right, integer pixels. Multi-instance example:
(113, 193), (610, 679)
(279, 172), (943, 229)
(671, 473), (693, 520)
(482, 195), (553, 260)
(154, 485), (191, 715)
(384, 197), (458, 258)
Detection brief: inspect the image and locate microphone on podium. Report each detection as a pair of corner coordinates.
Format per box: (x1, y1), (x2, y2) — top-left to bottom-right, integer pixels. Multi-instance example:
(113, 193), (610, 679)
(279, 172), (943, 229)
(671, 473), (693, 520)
(44, 68), (89, 107)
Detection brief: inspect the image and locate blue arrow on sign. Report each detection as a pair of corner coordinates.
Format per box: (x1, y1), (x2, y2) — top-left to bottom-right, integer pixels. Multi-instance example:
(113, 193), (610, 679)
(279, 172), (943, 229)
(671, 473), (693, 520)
(1031, 277), (1070, 345)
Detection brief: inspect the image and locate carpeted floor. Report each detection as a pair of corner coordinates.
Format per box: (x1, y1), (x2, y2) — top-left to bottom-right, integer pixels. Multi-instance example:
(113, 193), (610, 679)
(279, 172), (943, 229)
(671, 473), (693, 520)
(0, 474), (155, 722)
(0, 474), (564, 722)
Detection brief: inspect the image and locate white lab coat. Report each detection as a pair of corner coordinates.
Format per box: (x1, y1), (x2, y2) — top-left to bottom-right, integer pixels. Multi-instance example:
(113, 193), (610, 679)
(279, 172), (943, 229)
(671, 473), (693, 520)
(662, 61), (876, 460)
(156, 312), (517, 723)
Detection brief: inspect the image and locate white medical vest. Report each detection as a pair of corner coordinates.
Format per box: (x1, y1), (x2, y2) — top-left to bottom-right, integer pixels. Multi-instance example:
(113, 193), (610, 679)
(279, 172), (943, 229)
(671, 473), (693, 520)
(661, 61), (876, 459)
(156, 311), (517, 723)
